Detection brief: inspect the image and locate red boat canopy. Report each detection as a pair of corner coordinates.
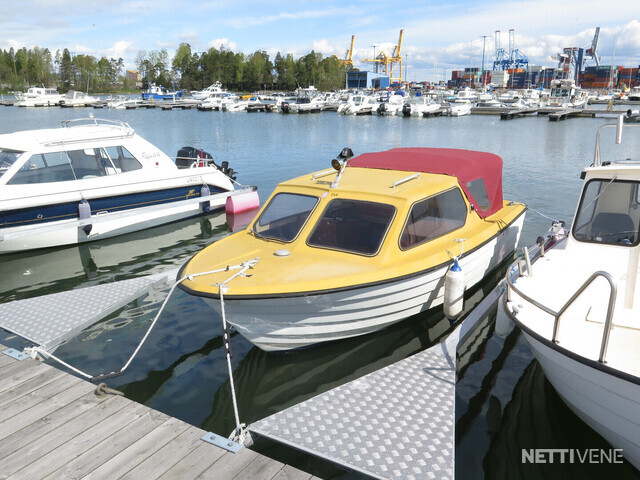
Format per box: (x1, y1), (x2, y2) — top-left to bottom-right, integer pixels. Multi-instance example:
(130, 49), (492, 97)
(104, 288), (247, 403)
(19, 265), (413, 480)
(348, 147), (504, 218)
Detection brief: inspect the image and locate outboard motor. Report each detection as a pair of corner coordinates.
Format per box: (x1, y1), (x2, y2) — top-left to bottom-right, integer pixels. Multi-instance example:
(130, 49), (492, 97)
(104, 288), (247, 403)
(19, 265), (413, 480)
(176, 146), (237, 180)
(402, 103), (411, 117)
(377, 103), (386, 115)
(176, 146), (214, 169)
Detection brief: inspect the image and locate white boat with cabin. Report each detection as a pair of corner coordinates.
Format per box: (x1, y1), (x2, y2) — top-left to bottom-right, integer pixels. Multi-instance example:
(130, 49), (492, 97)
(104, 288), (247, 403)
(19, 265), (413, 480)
(452, 87), (479, 104)
(0, 117), (254, 254)
(14, 87), (64, 107)
(545, 79), (588, 109)
(59, 90), (100, 107)
(341, 94), (378, 115)
(402, 96), (441, 117)
(499, 116), (640, 470)
(191, 82), (225, 101)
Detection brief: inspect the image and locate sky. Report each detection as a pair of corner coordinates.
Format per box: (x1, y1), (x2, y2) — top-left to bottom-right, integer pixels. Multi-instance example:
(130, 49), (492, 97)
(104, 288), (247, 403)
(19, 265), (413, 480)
(1, 0), (639, 83)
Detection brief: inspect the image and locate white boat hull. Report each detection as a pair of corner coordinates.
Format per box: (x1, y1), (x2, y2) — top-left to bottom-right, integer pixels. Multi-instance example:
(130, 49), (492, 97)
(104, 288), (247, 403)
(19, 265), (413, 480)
(204, 213), (524, 351)
(0, 190), (239, 253)
(519, 329), (640, 470)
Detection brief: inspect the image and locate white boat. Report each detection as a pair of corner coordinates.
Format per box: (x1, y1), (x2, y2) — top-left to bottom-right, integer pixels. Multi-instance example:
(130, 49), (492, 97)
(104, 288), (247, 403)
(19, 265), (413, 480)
(281, 86), (325, 113)
(59, 90), (100, 107)
(521, 88), (541, 106)
(496, 90), (521, 103)
(190, 82), (225, 101)
(448, 103), (472, 116)
(545, 79), (588, 109)
(499, 116), (640, 470)
(401, 96), (441, 117)
(628, 86), (640, 102)
(14, 87), (64, 107)
(222, 97), (250, 112)
(0, 117), (254, 254)
(341, 94), (377, 115)
(376, 92), (406, 115)
(452, 87), (479, 104)
(107, 95), (141, 109)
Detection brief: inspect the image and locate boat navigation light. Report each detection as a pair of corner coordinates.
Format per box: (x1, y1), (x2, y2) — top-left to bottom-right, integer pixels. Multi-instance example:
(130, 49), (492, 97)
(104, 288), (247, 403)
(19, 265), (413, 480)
(331, 158), (342, 171)
(338, 147), (354, 159)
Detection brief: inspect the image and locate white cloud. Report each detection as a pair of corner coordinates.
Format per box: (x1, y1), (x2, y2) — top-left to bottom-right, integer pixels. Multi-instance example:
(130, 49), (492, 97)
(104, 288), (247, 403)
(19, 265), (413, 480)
(208, 38), (238, 51)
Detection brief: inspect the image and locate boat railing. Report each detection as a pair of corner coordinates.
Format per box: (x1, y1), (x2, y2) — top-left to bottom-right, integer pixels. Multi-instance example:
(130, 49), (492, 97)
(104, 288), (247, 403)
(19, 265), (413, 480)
(593, 116), (640, 166)
(61, 117), (132, 131)
(43, 117), (135, 147)
(506, 245), (617, 363)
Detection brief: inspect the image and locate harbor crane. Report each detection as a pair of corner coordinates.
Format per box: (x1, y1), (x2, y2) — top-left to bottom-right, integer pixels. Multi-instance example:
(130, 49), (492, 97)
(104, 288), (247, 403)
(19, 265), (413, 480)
(492, 29), (529, 70)
(361, 29), (404, 84)
(555, 27), (601, 81)
(584, 27), (601, 66)
(334, 35), (355, 70)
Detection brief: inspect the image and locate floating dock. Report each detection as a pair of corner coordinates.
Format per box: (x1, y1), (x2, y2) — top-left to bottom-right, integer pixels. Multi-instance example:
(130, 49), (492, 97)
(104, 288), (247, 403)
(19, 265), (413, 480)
(249, 282), (505, 480)
(0, 344), (316, 479)
(0, 272), (176, 353)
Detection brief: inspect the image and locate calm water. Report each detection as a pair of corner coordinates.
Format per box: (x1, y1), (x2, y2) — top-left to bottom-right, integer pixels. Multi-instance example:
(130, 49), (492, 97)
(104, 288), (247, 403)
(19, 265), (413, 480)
(1, 103), (639, 479)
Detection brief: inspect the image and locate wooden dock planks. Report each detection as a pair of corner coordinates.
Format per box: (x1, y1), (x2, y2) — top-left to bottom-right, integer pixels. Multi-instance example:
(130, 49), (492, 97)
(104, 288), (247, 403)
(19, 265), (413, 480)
(0, 346), (317, 480)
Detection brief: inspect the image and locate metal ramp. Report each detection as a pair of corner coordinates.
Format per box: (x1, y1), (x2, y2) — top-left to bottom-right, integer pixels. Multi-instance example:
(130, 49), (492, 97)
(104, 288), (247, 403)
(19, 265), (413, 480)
(249, 282), (504, 480)
(0, 270), (177, 352)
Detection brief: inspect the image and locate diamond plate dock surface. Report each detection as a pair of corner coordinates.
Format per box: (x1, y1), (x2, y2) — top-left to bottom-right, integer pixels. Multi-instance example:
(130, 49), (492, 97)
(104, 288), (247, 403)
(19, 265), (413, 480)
(249, 282), (504, 480)
(251, 341), (456, 480)
(0, 272), (173, 351)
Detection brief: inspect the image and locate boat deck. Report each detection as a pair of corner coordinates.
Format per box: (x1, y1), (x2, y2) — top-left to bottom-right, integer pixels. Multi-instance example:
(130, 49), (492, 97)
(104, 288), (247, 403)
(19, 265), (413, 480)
(0, 344), (316, 479)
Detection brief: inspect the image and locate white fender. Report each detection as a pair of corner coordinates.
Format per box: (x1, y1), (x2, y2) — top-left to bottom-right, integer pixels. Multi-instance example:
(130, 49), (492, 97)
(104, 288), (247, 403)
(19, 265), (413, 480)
(444, 259), (464, 320)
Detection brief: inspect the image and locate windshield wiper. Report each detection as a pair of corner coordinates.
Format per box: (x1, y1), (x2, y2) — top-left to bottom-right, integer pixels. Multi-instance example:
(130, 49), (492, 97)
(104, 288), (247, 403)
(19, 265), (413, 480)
(249, 229), (286, 244)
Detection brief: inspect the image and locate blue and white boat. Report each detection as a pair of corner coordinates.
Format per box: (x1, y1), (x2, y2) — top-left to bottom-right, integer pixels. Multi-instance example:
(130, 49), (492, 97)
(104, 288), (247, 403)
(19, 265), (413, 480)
(141, 83), (184, 100)
(0, 117), (255, 254)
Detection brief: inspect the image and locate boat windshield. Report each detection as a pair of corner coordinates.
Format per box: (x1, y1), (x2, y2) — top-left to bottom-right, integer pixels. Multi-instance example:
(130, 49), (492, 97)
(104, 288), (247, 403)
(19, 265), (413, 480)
(307, 199), (396, 255)
(573, 179), (640, 246)
(0, 149), (23, 178)
(253, 193), (318, 242)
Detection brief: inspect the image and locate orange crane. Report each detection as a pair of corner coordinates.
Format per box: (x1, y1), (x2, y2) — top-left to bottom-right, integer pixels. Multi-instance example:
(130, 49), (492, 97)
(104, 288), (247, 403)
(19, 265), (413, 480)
(334, 35), (355, 70)
(361, 29), (404, 84)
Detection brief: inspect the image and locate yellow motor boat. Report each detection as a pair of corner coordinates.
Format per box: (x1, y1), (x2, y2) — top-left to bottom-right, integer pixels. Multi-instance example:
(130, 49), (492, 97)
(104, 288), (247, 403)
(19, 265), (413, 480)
(178, 147), (526, 351)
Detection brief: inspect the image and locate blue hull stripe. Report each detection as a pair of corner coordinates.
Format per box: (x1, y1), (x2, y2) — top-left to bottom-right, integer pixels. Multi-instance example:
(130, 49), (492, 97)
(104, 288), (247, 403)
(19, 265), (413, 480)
(0, 185), (225, 228)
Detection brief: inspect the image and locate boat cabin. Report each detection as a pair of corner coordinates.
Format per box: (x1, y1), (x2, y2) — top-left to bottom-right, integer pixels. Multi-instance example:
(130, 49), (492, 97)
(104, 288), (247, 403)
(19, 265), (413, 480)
(251, 148), (505, 261)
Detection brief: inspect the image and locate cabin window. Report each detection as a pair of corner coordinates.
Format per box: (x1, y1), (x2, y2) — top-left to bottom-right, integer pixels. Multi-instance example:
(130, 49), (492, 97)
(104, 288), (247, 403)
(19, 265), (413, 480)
(66, 148), (118, 178)
(0, 150), (23, 179)
(7, 147), (124, 184)
(308, 199), (396, 256)
(7, 152), (75, 184)
(465, 178), (491, 210)
(253, 193), (318, 242)
(573, 179), (640, 246)
(105, 146), (142, 172)
(400, 188), (467, 249)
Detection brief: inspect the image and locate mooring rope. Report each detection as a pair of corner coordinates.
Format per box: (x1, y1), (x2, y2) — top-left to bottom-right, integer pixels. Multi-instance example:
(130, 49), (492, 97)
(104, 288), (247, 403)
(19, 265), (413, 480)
(508, 201), (560, 223)
(25, 258), (260, 396)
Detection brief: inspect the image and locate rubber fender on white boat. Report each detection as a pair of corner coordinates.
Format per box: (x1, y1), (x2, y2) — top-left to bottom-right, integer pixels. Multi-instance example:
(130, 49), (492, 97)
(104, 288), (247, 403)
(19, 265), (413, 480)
(226, 190), (260, 214)
(444, 259), (464, 320)
(200, 184), (211, 213)
(78, 198), (92, 235)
